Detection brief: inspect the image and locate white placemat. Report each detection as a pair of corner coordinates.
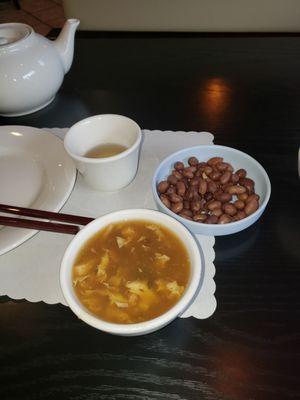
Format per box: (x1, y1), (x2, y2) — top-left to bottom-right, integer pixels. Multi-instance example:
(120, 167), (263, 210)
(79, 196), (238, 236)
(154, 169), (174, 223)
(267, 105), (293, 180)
(0, 129), (216, 319)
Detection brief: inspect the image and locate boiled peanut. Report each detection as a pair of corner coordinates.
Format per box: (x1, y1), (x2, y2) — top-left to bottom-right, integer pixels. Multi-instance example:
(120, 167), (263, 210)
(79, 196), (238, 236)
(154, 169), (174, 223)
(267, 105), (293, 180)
(197, 162), (207, 169)
(231, 173), (240, 183)
(245, 199), (259, 215)
(183, 200), (190, 209)
(171, 202), (183, 214)
(207, 157), (223, 166)
(236, 210), (246, 220)
(184, 188), (195, 201)
(157, 180), (169, 193)
(190, 177), (200, 187)
(223, 203), (237, 216)
(191, 200), (202, 212)
(240, 176), (254, 185)
(204, 166), (213, 175)
(176, 181), (186, 196)
(216, 192), (232, 203)
(183, 168), (194, 179)
(181, 209), (193, 217)
(239, 177), (254, 193)
(204, 192), (213, 201)
(207, 200), (222, 211)
(192, 191), (201, 201)
(166, 186), (176, 195)
(174, 161), (184, 171)
(226, 185), (246, 195)
(169, 193), (183, 203)
(216, 162), (228, 172)
(167, 174), (178, 185)
(205, 215), (218, 224)
(213, 189), (223, 200)
(198, 179), (208, 195)
(218, 214), (232, 224)
(193, 214), (207, 222)
(199, 198), (207, 209)
(238, 193), (248, 201)
(160, 194), (171, 208)
(234, 200), (245, 210)
(222, 183), (232, 192)
(220, 171), (232, 184)
(182, 177), (189, 188)
(245, 194), (260, 204)
(211, 208), (223, 217)
(210, 170), (221, 181)
(188, 156), (199, 166)
(207, 181), (218, 193)
(173, 170), (183, 180)
(191, 187), (200, 200)
(236, 168), (247, 179)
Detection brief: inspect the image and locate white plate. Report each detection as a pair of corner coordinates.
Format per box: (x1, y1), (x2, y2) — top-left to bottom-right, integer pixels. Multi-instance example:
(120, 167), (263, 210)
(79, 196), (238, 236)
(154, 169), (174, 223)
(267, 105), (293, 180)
(0, 126), (76, 255)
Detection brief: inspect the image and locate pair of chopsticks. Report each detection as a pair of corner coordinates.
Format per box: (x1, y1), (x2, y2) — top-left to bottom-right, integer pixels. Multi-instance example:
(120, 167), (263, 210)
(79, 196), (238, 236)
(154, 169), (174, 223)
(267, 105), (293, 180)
(0, 204), (94, 235)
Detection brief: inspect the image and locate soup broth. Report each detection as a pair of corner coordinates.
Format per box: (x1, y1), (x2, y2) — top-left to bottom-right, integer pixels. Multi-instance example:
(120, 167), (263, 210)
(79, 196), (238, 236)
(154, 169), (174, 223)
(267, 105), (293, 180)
(84, 143), (127, 158)
(72, 220), (190, 324)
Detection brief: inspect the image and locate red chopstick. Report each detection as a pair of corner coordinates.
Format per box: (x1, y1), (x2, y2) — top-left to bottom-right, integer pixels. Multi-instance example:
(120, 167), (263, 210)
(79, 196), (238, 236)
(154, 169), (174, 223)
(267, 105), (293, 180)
(0, 204), (94, 235)
(0, 204), (93, 225)
(0, 216), (80, 235)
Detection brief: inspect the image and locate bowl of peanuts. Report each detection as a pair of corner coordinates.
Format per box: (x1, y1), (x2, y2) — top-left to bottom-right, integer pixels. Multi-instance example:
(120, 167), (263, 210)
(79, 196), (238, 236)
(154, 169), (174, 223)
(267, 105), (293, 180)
(152, 145), (271, 236)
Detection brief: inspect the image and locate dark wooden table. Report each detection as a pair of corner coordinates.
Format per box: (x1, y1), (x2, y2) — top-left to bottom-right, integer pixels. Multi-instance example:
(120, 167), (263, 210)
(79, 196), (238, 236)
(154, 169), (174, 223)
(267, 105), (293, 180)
(0, 32), (299, 400)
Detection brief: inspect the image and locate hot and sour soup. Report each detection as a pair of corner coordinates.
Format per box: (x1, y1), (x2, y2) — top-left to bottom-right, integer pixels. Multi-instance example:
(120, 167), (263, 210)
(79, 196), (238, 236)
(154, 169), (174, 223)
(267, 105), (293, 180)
(72, 220), (190, 324)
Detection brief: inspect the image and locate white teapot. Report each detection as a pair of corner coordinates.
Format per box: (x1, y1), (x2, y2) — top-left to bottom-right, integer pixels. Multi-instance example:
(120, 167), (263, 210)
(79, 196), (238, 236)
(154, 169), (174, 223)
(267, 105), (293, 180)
(0, 19), (80, 116)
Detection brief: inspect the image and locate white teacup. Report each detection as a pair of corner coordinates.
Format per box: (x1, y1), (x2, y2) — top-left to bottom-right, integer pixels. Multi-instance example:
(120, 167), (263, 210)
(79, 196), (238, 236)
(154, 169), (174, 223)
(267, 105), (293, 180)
(64, 114), (142, 191)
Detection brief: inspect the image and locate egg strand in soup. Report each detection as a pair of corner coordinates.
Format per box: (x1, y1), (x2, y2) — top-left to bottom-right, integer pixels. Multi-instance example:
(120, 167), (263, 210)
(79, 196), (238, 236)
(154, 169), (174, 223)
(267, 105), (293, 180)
(72, 220), (190, 324)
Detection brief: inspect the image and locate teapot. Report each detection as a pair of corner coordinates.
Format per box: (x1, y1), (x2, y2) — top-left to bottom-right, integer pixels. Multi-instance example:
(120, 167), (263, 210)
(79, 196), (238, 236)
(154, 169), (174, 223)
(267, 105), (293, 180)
(0, 19), (80, 116)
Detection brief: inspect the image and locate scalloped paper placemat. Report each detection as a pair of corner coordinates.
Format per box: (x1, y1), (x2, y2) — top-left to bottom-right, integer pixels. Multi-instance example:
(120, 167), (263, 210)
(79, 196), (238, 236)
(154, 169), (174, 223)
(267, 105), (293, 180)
(0, 128), (216, 319)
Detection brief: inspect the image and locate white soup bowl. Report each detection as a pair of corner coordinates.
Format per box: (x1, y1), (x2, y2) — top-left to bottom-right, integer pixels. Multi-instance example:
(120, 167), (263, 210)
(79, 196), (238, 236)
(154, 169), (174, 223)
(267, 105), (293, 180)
(60, 209), (202, 336)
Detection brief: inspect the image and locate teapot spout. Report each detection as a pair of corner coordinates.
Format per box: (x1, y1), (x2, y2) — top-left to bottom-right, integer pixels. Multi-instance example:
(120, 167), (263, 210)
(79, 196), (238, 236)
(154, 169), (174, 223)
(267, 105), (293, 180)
(53, 19), (80, 73)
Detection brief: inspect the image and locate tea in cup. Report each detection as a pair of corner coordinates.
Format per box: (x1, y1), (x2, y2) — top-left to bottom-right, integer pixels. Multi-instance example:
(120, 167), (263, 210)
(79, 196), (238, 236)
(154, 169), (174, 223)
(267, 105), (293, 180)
(64, 114), (142, 191)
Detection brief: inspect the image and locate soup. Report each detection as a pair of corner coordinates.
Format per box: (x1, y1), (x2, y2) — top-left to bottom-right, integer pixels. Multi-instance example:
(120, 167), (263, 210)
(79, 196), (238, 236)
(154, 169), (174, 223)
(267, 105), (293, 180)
(72, 220), (190, 324)
(84, 143), (127, 158)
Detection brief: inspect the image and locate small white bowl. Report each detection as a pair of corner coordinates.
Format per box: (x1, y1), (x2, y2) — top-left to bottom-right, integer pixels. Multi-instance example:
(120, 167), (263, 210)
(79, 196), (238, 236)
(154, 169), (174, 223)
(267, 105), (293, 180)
(60, 209), (202, 336)
(64, 114), (142, 191)
(152, 145), (271, 236)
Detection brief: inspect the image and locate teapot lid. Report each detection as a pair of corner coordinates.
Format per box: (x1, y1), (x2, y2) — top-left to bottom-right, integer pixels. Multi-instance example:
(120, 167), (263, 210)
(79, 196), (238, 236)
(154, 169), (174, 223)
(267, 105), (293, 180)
(0, 23), (32, 46)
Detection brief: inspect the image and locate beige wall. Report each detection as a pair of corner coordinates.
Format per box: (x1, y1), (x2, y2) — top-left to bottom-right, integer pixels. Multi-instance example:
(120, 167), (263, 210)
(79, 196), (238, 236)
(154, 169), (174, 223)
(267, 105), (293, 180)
(63, 0), (300, 32)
